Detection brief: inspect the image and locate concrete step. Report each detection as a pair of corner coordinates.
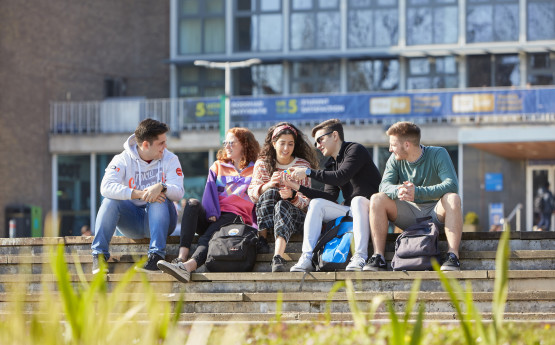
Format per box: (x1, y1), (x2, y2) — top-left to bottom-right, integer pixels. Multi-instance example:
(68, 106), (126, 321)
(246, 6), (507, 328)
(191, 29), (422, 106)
(3, 311), (555, 323)
(1, 232), (554, 256)
(2, 290), (554, 315)
(1, 270), (554, 294)
(2, 249), (554, 274)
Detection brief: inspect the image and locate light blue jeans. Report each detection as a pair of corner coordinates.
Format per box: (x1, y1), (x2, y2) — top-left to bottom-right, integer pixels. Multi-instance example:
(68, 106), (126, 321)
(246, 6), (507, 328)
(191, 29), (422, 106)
(91, 198), (177, 258)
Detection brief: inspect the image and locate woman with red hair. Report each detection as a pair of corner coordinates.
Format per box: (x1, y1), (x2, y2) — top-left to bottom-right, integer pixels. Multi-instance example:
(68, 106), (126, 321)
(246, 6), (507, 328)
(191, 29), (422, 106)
(158, 127), (260, 282)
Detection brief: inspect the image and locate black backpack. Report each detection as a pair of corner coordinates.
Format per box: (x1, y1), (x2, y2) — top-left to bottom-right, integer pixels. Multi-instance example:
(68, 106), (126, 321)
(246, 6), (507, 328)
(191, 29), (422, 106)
(391, 217), (440, 271)
(312, 212), (354, 272)
(205, 218), (258, 272)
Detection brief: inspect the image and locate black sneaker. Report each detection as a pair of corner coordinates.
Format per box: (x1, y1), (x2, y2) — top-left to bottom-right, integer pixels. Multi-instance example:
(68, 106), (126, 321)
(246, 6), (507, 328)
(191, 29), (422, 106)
(363, 254), (387, 271)
(440, 252), (461, 271)
(92, 254), (109, 274)
(256, 236), (270, 254)
(135, 253), (164, 273)
(271, 255), (287, 272)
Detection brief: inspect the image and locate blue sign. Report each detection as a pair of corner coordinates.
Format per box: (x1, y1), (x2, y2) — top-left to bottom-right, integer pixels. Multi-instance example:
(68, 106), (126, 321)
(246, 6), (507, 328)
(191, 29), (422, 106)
(182, 87), (555, 125)
(489, 203), (504, 230)
(485, 173), (503, 191)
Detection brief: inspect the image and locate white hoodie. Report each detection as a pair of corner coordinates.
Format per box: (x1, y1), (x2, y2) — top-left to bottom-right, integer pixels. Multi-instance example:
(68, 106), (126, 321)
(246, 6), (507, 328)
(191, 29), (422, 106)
(100, 134), (185, 206)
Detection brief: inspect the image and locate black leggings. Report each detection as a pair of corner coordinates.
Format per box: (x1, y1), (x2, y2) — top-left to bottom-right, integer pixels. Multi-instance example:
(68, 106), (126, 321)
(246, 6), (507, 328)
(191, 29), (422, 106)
(179, 199), (238, 266)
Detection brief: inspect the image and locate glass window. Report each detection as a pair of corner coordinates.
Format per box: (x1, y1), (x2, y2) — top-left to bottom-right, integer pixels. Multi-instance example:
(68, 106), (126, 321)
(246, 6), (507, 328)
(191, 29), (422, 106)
(407, 0), (458, 45)
(467, 0), (519, 43)
(348, 59), (400, 92)
(291, 61), (340, 94)
(528, 0), (555, 41)
(290, 0), (340, 50)
(175, 152), (209, 201)
(467, 54), (520, 87)
(235, 0), (283, 52)
(178, 0), (225, 55)
(58, 155), (91, 236)
(528, 53), (555, 86)
(178, 66), (224, 97)
(348, 0), (399, 48)
(234, 64), (283, 95)
(467, 55), (491, 87)
(407, 57), (458, 90)
(495, 55), (520, 86)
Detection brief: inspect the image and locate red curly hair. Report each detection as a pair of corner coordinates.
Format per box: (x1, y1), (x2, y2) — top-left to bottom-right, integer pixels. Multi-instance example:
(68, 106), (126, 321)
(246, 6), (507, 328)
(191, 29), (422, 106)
(216, 127), (260, 169)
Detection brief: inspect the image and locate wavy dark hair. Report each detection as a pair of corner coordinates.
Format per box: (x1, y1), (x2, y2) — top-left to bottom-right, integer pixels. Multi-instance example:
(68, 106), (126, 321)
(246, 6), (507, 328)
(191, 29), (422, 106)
(259, 122), (319, 176)
(216, 127), (260, 169)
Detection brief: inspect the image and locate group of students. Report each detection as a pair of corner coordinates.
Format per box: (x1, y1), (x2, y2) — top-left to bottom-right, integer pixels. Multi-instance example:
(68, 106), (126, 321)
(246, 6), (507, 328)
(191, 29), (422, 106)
(91, 117), (463, 282)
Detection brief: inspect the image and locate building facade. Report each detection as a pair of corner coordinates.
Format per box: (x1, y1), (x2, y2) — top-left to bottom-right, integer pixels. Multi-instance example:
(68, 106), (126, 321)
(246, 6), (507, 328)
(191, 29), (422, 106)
(6, 0), (555, 236)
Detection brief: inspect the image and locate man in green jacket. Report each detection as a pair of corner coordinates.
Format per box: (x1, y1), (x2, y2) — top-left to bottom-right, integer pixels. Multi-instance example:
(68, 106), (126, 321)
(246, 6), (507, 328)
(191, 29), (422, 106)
(366, 121), (462, 271)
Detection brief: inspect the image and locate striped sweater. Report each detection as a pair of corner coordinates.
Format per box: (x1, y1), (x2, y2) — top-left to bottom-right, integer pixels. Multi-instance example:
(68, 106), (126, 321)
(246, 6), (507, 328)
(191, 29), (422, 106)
(248, 157), (312, 212)
(202, 160), (256, 226)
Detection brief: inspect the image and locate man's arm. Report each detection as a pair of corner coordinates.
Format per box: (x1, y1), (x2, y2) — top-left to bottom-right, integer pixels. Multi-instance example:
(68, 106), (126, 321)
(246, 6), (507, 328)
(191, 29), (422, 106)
(164, 155), (185, 201)
(414, 148), (459, 201)
(378, 154), (401, 200)
(310, 144), (369, 186)
(100, 154), (133, 200)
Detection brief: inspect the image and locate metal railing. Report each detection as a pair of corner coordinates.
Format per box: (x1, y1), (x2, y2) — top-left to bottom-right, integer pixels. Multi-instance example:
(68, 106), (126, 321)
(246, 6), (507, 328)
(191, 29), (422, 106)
(500, 203), (523, 231)
(50, 95), (555, 135)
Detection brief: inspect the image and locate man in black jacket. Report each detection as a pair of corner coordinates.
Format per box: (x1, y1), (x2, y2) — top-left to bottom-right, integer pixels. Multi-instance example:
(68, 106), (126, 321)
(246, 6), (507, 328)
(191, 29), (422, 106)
(283, 119), (381, 272)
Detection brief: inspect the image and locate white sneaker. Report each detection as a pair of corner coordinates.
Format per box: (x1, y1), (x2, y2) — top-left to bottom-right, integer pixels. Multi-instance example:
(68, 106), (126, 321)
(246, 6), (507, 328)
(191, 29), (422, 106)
(345, 254), (366, 271)
(290, 253), (314, 272)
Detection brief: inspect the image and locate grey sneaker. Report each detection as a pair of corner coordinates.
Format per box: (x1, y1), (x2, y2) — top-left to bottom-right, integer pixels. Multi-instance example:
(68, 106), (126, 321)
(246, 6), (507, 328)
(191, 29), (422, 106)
(92, 254), (108, 274)
(271, 255), (287, 272)
(157, 260), (191, 283)
(345, 254), (366, 271)
(440, 252), (461, 271)
(290, 253), (314, 272)
(363, 254), (387, 271)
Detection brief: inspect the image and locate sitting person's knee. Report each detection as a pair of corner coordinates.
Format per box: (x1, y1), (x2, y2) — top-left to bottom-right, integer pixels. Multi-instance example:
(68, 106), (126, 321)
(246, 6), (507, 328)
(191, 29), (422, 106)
(370, 192), (390, 208)
(187, 198), (201, 208)
(442, 193), (461, 208)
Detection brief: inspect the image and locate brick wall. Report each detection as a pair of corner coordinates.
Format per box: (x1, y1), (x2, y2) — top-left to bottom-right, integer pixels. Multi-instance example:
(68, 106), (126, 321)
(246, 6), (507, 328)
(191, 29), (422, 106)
(0, 0), (170, 237)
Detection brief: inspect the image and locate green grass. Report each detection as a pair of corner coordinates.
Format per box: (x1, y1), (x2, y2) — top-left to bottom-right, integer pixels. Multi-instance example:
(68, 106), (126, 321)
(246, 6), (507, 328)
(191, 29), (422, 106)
(0, 229), (553, 344)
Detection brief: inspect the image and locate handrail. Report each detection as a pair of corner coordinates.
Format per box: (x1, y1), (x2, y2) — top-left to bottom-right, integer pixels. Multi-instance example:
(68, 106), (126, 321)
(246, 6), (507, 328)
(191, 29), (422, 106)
(500, 203), (523, 231)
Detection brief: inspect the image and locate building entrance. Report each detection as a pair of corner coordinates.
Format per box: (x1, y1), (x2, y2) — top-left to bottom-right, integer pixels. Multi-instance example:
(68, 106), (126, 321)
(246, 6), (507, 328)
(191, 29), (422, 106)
(527, 164), (555, 231)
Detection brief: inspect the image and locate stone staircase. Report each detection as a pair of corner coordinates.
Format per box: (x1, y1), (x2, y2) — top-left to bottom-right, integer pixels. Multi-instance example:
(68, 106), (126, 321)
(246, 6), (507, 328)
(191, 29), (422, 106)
(0, 231), (554, 322)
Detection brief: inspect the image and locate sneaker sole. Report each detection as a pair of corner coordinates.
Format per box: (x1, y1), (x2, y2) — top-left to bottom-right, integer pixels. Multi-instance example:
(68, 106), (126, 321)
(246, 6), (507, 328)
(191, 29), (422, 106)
(362, 267), (387, 272)
(440, 266), (461, 271)
(345, 267), (363, 272)
(271, 266), (286, 273)
(290, 267), (313, 272)
(157, 261), (191, 283)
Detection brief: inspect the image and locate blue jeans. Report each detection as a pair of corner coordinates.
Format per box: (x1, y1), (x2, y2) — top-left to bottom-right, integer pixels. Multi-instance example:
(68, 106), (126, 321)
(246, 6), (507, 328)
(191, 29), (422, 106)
(91, 198), (177, 258)
(537, 212), (552, 231)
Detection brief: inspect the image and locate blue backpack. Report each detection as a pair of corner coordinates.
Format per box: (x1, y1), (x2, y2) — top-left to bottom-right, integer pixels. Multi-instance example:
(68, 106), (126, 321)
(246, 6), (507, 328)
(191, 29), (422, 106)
(312, 213), (354, 272)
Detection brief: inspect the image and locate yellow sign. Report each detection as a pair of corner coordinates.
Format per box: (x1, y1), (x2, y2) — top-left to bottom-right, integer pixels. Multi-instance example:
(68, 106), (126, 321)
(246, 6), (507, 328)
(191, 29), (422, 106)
(370, 97), (411, 115)
(452, 94), (495, 113)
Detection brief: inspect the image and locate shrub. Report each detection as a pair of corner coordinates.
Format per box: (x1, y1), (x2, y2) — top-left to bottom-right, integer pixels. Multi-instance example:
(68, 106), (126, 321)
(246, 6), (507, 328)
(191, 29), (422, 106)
(464, 211), (479, 225)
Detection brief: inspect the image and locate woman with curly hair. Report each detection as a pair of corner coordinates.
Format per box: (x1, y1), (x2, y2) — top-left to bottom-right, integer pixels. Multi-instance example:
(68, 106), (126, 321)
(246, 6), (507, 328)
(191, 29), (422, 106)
(157, 127), (260, 282)
(248, 122), (318, 272)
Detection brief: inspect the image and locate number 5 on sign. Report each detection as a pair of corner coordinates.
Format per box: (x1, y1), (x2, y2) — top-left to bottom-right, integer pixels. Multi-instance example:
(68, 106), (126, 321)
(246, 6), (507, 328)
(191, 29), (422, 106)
(288, 99), (297, 114)
(195, 102), (206, 117)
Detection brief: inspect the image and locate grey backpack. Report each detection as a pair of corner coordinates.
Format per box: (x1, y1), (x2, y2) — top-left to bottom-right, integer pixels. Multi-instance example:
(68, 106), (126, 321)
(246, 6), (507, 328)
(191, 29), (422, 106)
(391, 217), (440, 271)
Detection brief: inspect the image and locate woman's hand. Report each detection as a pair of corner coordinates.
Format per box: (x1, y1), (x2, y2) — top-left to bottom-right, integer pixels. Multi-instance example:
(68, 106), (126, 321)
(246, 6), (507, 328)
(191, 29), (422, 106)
(279, 186), (293, 200)
(208, 216), (216, 222)
(263, 171), (282, 192)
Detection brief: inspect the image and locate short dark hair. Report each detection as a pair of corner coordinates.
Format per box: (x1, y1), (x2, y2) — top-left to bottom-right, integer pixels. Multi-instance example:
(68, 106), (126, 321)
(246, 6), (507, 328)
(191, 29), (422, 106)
(134, 118), (169, 145)
(311, 118), (344, 141)
(386, 121), (421, 146)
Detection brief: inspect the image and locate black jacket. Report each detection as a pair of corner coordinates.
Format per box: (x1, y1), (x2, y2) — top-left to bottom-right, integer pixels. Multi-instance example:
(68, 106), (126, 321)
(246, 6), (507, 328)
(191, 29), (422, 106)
(298, 141), (381, 206)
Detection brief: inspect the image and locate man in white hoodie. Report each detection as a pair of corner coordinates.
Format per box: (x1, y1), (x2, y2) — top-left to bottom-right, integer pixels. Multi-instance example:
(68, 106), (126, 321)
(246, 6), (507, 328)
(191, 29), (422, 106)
(91, 118), (184, 274)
